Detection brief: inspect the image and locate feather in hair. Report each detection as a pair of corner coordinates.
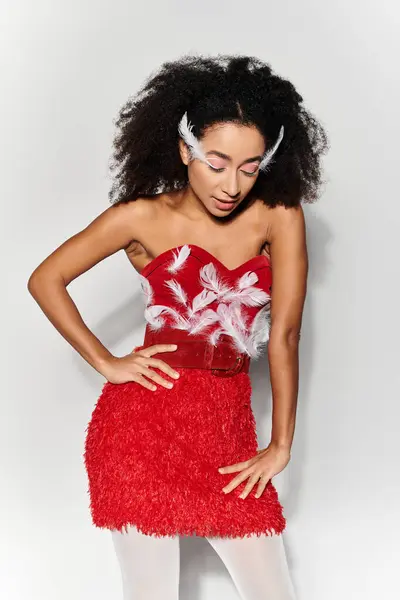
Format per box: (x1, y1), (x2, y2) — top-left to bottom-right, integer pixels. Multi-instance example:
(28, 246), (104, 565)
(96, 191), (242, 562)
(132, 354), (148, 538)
(178, 113), (207, 162)
(259, 125), (285, 173)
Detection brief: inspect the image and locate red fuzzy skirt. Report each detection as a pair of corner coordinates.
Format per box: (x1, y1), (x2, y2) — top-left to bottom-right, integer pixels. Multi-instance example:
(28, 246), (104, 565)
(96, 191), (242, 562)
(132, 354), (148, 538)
(83, 368), (286, 538)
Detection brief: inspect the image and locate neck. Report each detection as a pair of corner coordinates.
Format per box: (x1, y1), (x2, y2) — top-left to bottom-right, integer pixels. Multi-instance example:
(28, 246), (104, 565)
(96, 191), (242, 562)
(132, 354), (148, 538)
(172, 185), (246, 224)
(172, 186), (217, 221)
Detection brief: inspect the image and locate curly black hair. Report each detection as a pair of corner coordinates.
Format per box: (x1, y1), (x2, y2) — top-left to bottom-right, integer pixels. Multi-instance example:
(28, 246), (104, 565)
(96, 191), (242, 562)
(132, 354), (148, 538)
(108, 54), (329, 208)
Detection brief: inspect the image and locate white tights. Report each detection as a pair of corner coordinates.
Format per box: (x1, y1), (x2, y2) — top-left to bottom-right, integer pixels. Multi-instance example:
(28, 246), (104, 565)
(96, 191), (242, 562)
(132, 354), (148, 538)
(111, 525), (296, 599)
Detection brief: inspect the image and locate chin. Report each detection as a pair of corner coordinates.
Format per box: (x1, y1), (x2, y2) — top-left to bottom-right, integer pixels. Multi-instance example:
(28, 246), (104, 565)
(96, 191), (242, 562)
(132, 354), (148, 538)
(214, 206), (235, 217)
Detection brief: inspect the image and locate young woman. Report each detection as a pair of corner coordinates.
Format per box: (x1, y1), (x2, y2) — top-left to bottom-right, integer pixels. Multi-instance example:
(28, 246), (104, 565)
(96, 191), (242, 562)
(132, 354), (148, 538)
(28, 54), (328, 599)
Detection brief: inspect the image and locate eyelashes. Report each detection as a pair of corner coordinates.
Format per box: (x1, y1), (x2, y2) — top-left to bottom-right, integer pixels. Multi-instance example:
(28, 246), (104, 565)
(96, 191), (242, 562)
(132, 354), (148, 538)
(207, 165), (259, 177)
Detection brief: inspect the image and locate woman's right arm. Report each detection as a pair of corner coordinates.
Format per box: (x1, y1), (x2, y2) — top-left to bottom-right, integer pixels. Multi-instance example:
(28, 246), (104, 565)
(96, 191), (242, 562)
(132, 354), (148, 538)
(27, 202), (179, 389)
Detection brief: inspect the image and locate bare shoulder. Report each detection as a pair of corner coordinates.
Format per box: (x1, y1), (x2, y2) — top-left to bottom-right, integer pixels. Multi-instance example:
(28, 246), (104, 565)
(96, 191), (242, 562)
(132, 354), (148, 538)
(128, 192), (175, 224)
(247, 201), (306, 260)
(268, 204), (308, 263)
(122, 193), (179, 268)
(106, 195), (165, 247)
(270, 203), (306, 230)
(28, 198), (161, 287)
(109, 196), (158, 230)
(254, 201), (306, 238)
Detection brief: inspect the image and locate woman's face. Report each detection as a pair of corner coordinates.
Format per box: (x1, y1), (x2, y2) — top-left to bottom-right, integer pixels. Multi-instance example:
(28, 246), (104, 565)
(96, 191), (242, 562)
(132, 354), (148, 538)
(179, 122), (266, 217)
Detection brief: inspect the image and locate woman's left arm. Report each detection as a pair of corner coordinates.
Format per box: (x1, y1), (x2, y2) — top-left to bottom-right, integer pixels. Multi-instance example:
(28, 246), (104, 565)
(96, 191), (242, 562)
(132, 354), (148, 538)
(218, 205), (308, 499)
(267, 203), (308, 451)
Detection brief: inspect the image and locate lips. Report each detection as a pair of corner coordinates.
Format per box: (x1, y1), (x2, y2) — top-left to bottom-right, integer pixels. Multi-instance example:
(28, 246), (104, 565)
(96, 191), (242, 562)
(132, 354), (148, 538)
(213, 197), (238, 211)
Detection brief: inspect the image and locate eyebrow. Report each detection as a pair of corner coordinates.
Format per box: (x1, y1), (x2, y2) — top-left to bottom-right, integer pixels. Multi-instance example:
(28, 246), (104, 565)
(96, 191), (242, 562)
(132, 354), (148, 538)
(206, 150), (262, 166)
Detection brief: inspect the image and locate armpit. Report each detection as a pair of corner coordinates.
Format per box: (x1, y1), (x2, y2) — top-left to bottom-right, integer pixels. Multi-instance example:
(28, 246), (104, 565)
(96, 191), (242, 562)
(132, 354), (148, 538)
(260, 242), (271, 261)
(125, 241), (149, 273)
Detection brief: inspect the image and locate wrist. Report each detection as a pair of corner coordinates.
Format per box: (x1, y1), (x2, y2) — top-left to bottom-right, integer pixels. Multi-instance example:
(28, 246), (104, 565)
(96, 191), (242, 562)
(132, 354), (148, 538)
(270, 439), (292, 453)
(92, 352), (114, 376)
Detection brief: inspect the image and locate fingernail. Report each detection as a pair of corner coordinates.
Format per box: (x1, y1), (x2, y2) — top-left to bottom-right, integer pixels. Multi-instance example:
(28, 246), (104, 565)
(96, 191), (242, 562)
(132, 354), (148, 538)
(171, 345), (178, 349)
(218, 468), (223, 473)
(173, 372), (180, 379)
(239, 494), (245, 500)
(167, 383), (173, 388)
(151, 385), (156, 391)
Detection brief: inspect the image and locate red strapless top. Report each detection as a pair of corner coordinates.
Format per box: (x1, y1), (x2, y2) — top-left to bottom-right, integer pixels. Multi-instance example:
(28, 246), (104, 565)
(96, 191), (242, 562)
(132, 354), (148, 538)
(139, 244), (272, 359)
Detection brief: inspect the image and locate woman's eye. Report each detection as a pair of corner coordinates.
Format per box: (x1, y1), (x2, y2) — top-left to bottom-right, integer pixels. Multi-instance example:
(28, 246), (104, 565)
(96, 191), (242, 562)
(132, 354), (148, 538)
(206, 160), (260, 175)
(207, 159), (226, 171)
(242, 162), (260, 176)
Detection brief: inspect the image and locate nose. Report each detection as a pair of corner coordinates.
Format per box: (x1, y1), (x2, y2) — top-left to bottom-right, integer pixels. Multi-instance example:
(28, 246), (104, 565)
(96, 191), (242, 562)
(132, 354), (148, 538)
(221, 170), (241, 199)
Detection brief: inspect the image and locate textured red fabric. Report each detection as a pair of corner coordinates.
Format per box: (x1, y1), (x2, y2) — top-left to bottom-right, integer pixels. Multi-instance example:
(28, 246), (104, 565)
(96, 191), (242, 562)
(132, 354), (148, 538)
(83, 245), (286, 538)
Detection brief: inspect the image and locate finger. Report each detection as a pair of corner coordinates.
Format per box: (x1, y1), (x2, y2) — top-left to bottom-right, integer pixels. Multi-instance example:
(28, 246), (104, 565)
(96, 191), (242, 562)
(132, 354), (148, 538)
(130, 345), (144, 354)
(239, 472), (262, 500)
(255, 475), (270, 499)
(139, 366), (175, 389)
(145, 357), (180, 379)
(133, 374), (157, 392)
(222, 468), (253, 494)
(140, 344), (178, 357)
(218, 457), (257, 474)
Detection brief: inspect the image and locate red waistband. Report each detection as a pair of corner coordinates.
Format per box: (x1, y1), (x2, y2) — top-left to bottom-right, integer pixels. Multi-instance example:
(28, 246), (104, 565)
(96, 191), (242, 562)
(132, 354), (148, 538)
(142, 327), (250, 377)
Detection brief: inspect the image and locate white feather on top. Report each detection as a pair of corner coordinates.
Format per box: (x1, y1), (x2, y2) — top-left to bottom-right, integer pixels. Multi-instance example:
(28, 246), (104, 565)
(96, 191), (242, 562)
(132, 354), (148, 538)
(237, 271), (258, 290)
(221, 286), (270, 306)
(142, 254), (272, 358)
(259, 125), (285, 173)
(231, 301), (248, 332)
(165, 279), (188, 305)
(209, 328), (223, 347)
(246, 303), (271, 357)
(139, 274), (153, 306)
(177, 112), (208, 163)
(167, 245), (191, 273)
(144, 305), (166, 330)
(199, 263), (230, 297)
(145, 304), (190, 331)
(188, 309), (220, 335)
(190, 289), (217, 314)
(214, 303), (249, 354)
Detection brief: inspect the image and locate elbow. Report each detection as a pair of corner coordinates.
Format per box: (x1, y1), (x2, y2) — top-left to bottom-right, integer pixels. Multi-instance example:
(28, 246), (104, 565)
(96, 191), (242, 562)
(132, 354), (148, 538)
(27, 265), (60, 299)
(286, 328), (302, 346)
(27, 269), (43, 299)
(27, 268), (37, 293)
(269, 325), (302, 347)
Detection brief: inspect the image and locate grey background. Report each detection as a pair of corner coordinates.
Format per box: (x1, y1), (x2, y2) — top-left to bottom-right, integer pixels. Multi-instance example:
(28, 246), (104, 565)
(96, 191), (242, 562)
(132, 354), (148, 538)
(1, 0), (399, 598)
